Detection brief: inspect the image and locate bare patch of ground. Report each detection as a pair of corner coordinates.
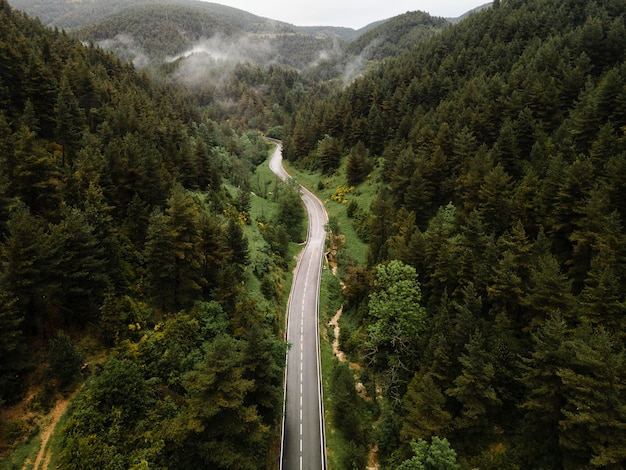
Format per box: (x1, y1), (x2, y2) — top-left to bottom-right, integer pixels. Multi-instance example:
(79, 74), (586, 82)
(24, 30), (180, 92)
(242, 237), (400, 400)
(327, 304), (379, 469)
(30, 393), (73, 470)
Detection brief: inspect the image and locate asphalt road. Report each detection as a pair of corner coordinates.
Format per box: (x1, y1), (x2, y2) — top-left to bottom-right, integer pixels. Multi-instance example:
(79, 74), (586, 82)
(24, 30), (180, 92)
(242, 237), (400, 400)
(270, 144), (327, 470)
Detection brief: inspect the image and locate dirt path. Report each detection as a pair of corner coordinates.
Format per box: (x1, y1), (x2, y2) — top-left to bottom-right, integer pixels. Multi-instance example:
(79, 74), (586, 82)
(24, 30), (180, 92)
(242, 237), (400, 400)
(328, 306), (379, 470)
(329, 307), (346, 362)
(28, 394), (72, 470)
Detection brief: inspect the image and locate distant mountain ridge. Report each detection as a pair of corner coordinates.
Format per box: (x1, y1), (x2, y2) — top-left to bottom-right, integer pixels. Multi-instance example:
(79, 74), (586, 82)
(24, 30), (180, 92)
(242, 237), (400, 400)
(7, 0), (471, 76)
(8, 0), (290, 31)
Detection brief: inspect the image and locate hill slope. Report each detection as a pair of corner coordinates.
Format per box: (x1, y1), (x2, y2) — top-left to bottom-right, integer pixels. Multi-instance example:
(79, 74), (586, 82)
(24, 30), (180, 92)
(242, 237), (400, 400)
(0, 1), (290, 468)
(284, 0), (626, 467)
(9, 0), (456, 75)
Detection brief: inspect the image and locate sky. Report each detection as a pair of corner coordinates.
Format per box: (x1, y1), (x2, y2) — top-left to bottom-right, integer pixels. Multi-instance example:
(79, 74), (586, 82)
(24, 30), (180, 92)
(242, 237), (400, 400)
(205, 0), (487, 29)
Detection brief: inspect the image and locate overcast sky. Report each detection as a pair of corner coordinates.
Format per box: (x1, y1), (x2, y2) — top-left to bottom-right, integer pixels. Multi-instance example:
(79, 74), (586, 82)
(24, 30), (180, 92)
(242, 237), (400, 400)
(207, 0), (487, 29)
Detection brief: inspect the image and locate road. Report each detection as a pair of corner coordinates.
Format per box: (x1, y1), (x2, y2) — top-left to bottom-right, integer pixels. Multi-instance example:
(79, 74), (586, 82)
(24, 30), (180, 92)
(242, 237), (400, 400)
(270, 143), (327, 470)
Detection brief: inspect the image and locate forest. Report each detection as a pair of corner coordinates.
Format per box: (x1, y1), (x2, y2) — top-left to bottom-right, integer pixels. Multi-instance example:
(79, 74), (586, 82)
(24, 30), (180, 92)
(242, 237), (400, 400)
(0, 1), (309, 467)
(282, 0), (626, 468)
(2, 0), (626, 468)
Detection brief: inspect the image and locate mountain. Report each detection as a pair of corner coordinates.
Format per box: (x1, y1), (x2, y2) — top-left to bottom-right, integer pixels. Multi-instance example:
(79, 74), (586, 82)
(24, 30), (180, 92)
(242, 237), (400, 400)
(283, 0), (626, 467)
(346, 10), (449, 60)
(0, 0), (291, 467)
(8, 0), (289, 31)
(446, 1), (491, 23)
(8, 0), (453, 74)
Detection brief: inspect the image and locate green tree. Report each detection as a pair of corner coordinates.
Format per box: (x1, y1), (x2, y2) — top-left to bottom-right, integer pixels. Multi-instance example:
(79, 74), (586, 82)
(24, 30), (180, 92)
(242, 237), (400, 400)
(477, 164), (513, 236)
(47, 331), (83, 387)
(368, 189), (395, 265)
(144, 208), (176, 311)
(397, 437), (460, 470)
(346, 141), (372, 186)
(276, 183), (305, 242)
(61, 357), (151, 469)
(165, 183), (204, 310)
(316, 134), (342, 174)
(446, 329), (501, 448)
(166, 335), (268, 469)
(518, 313), (571, 469)
(47, 207), (110, 324)
(558, 327), (626, 469)
(401, 372), (452, 442)
(55, 76), (84, 167)
(2, 202), (49, 334)
(366, 260), (426, 397)
(9, 124), (61, 218)
(387, 208), (425, 269)
(0, 287), (24, 405)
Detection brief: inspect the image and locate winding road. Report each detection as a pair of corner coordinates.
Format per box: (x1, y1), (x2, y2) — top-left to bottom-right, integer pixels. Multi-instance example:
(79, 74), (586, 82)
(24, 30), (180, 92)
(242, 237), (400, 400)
(270, 143), (327, 470)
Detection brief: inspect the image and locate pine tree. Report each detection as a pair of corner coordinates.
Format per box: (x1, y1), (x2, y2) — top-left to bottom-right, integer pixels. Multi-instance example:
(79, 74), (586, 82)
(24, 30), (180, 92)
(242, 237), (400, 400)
(518, 313), (571, 469)
(144, 208), (176, 311)
(55, 76), (84, 167)
(165, 183), (204, 310)
(346, 141), (371, 186)
(557, 327), (626, 469)
(446, 329), (501, 449)
(317, 134), (342, 174)
(3, 202), (49, 334)
(401, 372), (452, 442)
(9, 124), (61, 218)
(47, 207), (110, 324)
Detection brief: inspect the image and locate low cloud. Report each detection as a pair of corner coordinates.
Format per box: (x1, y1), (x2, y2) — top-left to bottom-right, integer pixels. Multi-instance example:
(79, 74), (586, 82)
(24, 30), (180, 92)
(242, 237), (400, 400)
(167, 34), (279, 88)
(98, 34), (150, 68)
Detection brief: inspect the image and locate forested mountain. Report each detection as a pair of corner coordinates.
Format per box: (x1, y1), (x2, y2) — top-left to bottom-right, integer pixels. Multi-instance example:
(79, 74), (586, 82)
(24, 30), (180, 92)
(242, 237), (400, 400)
(345, 11), (449, 61)
(284, 0), (626, 467)
(0, 1), (297, 467)
(9, 0), (452, 77)
(8, 0), (290, 32)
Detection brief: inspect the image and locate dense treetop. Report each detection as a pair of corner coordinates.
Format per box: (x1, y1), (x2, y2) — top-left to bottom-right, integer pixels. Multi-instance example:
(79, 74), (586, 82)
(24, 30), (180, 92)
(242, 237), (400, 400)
(3, 0), (626, 467)
(284, 0), (626, 467)
(0, 1), (296, 466)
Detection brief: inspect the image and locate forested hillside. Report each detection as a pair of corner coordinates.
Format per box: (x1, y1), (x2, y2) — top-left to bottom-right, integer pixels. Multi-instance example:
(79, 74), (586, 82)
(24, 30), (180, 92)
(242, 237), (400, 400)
(0, 1), (298, 467)
(345, 11), (448, 61)
(284, 0), (626, 468)
(10, 0), (451, 80)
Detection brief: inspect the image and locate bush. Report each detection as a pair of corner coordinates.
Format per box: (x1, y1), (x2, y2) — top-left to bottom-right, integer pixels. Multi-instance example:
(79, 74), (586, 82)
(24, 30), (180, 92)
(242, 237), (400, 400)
(266, 126), (284, 140)
(48, 331), (83, 387)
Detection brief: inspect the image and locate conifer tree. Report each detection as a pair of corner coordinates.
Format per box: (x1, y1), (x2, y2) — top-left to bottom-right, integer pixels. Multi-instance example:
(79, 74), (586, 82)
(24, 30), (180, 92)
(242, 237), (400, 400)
(165, 183), (204, 309)
(144, 208), (176, 311)
(55, 76), (84, 167)
(519, 313), (571, 469)
(558, 326), (626, 469)
(3, 202), (49, 333)
(401, 372), (452, 442)
(446, 329), (501, 449)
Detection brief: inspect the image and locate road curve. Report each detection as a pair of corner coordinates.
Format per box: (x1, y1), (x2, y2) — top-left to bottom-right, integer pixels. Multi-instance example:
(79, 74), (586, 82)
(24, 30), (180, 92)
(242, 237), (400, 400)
(271, 143), (327, 470)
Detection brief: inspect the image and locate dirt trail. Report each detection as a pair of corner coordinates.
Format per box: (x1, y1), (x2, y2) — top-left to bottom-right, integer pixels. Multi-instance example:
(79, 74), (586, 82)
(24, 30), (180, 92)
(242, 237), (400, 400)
(328, 307), (346, 362)
(28, 394), (72, 470)
(328, 306), (379, 470)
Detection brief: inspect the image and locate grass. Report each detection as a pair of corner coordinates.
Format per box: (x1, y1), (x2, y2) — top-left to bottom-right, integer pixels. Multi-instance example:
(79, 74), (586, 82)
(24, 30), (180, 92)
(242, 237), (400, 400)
(282, 157), (383, 266)
(43, 411), (68, 470)
(0, 423), (41, 470)
(318, 270), (348, 470)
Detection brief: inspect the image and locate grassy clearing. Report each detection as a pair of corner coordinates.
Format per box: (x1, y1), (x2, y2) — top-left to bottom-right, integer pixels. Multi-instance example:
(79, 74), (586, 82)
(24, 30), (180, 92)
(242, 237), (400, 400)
(43, 410), (68, 470)
(282, 157), (383, 267)
(0, 432), (40, 470)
